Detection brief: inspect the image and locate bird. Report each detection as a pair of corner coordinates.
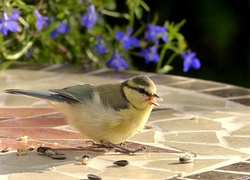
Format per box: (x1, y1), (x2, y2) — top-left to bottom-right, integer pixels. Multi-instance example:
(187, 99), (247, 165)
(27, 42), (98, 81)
(5, 75), (162, 153)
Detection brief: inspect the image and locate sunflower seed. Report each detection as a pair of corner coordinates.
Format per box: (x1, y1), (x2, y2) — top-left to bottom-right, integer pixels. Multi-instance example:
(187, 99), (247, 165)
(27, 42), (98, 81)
(87, 174), (102, 180)
(1, 147), (12, 153)
(17, 148), (28, 156)
(37, 146), (52, 155)
(113, 160), (129, 166)
(45, 149), (57, 157)
(179, 154), (194, 163)
(28, 146), (35, 151)
(51, 153), (67, 160)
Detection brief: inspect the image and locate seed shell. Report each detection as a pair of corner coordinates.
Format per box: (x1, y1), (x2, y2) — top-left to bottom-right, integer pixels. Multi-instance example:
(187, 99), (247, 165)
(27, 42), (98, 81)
(1, 147), (12, 153)
(179, 154), (194, 164)
(87, 174), (102, 180)
(113, 160), (129, 166)
(51, 153), (67, 160)
(37, 146), (52, 155)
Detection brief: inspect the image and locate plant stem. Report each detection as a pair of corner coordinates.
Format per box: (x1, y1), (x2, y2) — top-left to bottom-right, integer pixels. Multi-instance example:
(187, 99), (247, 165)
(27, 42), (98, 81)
(156, 43), (168, 71)
(166, 52), (177, 65)
(129, 6), (135, 28)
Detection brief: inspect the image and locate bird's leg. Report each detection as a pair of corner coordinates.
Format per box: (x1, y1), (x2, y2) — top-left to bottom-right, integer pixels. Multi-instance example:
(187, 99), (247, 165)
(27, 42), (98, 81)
(85, 140), (103, 147)
(104, 142), (144, 154)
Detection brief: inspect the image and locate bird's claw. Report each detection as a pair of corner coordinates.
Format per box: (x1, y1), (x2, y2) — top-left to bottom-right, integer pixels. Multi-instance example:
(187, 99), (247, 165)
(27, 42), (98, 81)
(115, 147), (144, 154)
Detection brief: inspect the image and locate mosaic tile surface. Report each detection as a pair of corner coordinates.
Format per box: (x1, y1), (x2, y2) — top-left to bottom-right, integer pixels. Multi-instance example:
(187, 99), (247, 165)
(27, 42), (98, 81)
(0, 67), (250, 179)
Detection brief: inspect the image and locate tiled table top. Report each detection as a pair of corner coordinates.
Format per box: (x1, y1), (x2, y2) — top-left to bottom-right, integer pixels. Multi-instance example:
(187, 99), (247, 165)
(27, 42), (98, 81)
(0, 66), (250, 180)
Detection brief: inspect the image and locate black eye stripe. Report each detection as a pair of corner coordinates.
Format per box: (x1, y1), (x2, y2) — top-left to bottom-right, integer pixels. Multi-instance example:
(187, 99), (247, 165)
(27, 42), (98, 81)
(124, 83), (151, 97)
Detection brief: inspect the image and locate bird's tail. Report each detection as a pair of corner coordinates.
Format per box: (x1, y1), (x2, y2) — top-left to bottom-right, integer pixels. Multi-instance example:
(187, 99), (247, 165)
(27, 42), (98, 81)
(5, 89), (63, 102)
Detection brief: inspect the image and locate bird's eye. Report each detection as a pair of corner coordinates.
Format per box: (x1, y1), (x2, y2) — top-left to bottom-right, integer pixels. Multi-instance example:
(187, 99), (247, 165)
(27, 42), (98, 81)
(138, 88), (145, 94)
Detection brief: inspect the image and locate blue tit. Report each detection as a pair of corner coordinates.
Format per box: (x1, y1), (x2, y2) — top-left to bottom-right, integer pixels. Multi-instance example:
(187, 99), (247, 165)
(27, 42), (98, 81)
(5, 75), (162, 153)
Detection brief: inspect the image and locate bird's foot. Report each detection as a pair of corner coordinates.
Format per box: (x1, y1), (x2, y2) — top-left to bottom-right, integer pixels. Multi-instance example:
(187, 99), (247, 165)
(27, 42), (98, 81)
(78, 140), (146, 153)
(105, 142), (146, 154)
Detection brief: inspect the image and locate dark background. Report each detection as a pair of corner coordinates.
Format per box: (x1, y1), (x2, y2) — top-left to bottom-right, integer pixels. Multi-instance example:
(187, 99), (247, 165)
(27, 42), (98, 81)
(145, 0), (250, 88)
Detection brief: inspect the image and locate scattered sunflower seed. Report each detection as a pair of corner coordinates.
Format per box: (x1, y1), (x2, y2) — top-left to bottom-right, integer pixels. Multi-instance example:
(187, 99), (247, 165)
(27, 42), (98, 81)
(177, 173), (183, 177)
(45, 149), (57, 157)
(144, 124), (154, 129)
(37, 146), (52, 155)
(51, 153), (67, 160)
(17, 147), (28, 156)
(1, 147), (12, 153)
(179, 154), (194, 164)
(113, 160), (129, 166)
(28, 146), (35, 151)
(21, 135), (28, 142)
(87, 174), (102, 180)
(75, 155), (90, 165)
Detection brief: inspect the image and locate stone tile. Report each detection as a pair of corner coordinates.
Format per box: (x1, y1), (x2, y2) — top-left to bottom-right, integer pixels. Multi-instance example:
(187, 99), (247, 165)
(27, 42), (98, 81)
(219, 107), (250, 114)
(157, 118), (222, 132)
(0, 116), (67, 127)
(149, 74), (188, 85)
(168, 80), (224, 91)
(235, 115), (250, 122)
(129, 131), (155, 143)
(99, 164), (175, 179)
(185, 170), (247, 180)
(203, 87), (250, 98)
(0, 127), (85, 140)
(149, 109), (184, 121)
(55, 163), (100, 177)
(98, 153), (181, 162)
(232, 124), (250, 136)
(218, 162), (250, 172)
(158, 87), (228, 108)
(164, 132), (220, 144)
(201, 111), (236, 119)
(0, 138), (71, 150)
(230, 97), (250, 106)
(2, 68), (250, 179)
(92, 69), (145, 80)
(145, 159), (227, 173)
(0, 108), (56, 118)
(0, 69), (55, 82)
(1, 149), (101, 179)
(4, 96), (49, 107)
(225, 137), (250, 148)
(9, 171), (79, 180)
(161, 142), (246, 155)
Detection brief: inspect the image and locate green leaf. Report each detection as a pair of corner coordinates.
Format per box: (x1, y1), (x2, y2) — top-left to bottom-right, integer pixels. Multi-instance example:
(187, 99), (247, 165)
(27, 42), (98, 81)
(158, 65), (173, 74)
(0, 61), (15, 70)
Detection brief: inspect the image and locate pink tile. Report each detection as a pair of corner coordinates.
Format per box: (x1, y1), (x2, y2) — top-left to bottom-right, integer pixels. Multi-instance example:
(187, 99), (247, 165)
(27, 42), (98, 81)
(0, 127), (87, 140)
(0, 108), (57, 118)
(0, 138), (78, 150)
(0, 116), (67, 127)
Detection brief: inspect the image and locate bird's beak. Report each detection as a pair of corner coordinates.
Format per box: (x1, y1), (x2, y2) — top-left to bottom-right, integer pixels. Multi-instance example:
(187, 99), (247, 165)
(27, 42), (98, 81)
(147, 94), (163, 106)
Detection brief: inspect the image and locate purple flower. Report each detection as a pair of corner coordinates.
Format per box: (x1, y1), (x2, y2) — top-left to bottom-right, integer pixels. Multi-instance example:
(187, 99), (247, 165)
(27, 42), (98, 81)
(140, 42), (160, 64)
(145, 24), (168, 42)
(115, 28), (140, 50)
(50, 22), (69, 39)
(106, 50), (128, 72)
(81, 4), (97, 29)
(92, 36), (107, 54)
(33, 9), (49, 31)
(0, 10), (20, 36)
(181, 50), (201, 72)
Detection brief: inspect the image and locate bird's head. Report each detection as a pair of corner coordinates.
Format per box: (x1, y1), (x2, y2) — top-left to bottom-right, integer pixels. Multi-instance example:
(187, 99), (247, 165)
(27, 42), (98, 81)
(122, 75), (162, 110)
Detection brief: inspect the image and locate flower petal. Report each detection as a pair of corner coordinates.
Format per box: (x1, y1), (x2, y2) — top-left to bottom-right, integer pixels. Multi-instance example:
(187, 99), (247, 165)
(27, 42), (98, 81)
(191, 58), (201, 69)
(50, 29), (58, 39)
(57, 22), (69, 34)
(115, 31), (124, 40)
(9, 10), (20, 21)
(106, 51), (128, 72)
(6, 21), (19, 32)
